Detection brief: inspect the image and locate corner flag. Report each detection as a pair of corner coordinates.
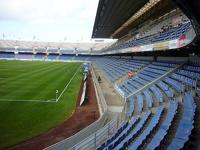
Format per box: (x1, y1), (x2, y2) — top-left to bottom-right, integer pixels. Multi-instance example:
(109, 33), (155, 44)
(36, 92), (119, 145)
(56, 90), (59, 101)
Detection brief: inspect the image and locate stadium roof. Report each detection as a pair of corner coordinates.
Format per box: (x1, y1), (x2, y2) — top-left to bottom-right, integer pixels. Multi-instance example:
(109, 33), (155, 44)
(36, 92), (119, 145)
(92, 0), (176, 39)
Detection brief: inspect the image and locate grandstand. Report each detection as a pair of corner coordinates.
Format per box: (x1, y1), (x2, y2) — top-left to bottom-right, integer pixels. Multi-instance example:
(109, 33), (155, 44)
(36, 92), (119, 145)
(0, 40), (112, 54)
(1, 0), (200, 150)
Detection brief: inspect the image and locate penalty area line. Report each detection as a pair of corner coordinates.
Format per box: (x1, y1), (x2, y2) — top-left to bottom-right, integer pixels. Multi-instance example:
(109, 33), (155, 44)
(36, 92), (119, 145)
(56, 65), (81, 103)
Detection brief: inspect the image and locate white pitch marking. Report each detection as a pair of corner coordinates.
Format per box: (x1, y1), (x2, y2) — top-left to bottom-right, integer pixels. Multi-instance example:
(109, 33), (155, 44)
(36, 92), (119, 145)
(56, 65), (81, 102)
(0, 65), (81, 103)
(0, 99), (57, 103)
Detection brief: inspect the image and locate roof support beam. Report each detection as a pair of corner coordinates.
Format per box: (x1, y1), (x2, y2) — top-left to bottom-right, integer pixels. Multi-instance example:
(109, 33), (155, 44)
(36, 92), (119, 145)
(111, 0), (161, 38)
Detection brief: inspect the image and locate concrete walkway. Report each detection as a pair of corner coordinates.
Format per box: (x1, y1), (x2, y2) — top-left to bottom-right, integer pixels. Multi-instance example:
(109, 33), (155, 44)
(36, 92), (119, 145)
(92, 63), (124, 121)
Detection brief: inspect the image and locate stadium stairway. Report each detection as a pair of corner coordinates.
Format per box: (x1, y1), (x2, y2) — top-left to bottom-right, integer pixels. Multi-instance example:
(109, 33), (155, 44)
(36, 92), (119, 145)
(92, 63), (124, 121)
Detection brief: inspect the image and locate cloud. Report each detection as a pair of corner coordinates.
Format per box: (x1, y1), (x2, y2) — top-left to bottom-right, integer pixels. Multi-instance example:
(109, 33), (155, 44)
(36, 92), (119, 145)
(0, 0), (99, 42)
(79, 0), (98, 19)
(0, 0), (98, 22)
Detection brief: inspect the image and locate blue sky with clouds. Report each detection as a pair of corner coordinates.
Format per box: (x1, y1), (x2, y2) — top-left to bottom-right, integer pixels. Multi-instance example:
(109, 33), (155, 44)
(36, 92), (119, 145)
(0, 0), (99, 42)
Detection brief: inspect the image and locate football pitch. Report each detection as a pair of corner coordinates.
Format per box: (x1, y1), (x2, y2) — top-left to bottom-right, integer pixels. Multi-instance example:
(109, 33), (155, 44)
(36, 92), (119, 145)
(0, 60), (83, 149)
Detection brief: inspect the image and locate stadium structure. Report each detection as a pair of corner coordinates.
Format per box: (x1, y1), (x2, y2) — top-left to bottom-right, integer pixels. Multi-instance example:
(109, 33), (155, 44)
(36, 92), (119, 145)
(1, 0), (200, 150)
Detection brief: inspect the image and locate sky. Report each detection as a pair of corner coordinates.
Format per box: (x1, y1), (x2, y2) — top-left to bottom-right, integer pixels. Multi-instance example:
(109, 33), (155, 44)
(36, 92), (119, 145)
(0, 0), (101, 42)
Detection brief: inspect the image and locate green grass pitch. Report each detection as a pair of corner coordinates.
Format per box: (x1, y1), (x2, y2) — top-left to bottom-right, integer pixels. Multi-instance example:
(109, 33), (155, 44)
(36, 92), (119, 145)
(0, 60), (83, 149)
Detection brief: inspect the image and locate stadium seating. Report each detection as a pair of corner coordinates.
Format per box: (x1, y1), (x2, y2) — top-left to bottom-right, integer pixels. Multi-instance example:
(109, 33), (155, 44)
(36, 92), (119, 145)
(15, 54), (33, 59)
(183, 65), (200, 72)
(48, 49), (58, 53)
(135, 94), (143, 113)
(107, 112), (151, 150)
(127, 106), (163, 150)
(177, 69), (200, 80)
(197, 90), (200, 97)
(47, 55), (58, 60)
(170, 73), (197, 87)
(113, 61), (178, 105)
(168, 92), (196, 150)
(143, 89), (153, 108)
(60, 50), (74, 54)
(59, 55), (73, 61)
(127, 97), (135, 117)
(0, 53), (15, 58)
(18, 48), (33, 51)
(0, 47), (15, 51)
(104, 22), (192, 52)
(73, 56), (89, 61)
(163, 77), (184, 93)
(97, 121), (129, 150)
(157, 81), (174, 98)
(0, 48), (199, 150)
(35, 49), (46, 53)
(150, 85), (163, 103)
(97, 116), (140, 150)
(94, 56), (200, 150)
(146, 100), (178, 150)
(95, 58), (148, 82)
(0, 1), (199, 149)
(35, 54), (46, 59)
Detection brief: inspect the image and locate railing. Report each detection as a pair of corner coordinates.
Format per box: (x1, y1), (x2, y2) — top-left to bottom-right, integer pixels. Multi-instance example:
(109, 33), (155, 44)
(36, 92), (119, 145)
(91, 66), (108, 115)
(70, 112), (127, 150)
(45, 64), (127, 150)
(68, 65), (127, 150)
(70, 116), (119, 150)
(44, 66), (109, 150)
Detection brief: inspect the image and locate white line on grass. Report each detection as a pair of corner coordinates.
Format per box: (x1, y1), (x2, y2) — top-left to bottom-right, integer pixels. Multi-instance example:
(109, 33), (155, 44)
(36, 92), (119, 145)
(0, 65), (81, 103)
(0, 99), (56, 103)
(56, 65), (81, 102)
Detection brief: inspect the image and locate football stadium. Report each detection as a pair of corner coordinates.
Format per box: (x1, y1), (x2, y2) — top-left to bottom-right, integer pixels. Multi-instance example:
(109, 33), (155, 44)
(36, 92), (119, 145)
(0, 0), (200, 150)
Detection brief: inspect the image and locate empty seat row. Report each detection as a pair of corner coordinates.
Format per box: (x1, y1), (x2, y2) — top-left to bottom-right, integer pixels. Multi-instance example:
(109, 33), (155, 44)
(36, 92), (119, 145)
(146, 100), (178, 150)
(100, 116), (140, 150)
(127, 106), (164, 150)
(156, 81), (174, 98)
(150, 85), (163, 103)
(97, 121), (129, 150)
(168, 92), (196, 150)
(111, 111), (151, 150)
(171, 73), (197, 87)
(143, 89), (153, 108)
(164, 77), (184, 93)
(105, 22), (191, 52)
(183, 65), (200, 73)
(177, 69), (200, 80)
